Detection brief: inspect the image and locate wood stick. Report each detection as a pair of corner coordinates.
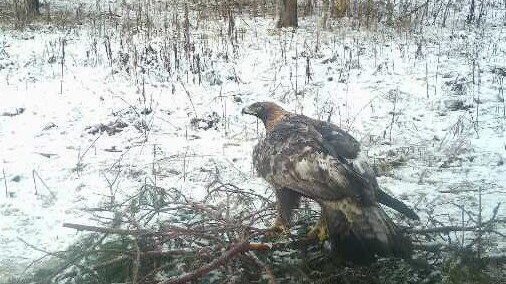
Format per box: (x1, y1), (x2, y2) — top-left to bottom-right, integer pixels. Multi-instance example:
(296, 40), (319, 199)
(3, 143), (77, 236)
(409, 225), (496, 234)
(63, 222), (151, 235)
(3, 168), (7, 197)
(244, 251), (277, 284)
(63, 222), (224, 241)
(160, 241), (251, 284)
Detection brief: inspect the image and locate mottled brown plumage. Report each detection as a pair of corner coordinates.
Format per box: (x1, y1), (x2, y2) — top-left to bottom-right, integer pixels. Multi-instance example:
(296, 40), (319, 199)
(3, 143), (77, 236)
(242, 101), (415, 262)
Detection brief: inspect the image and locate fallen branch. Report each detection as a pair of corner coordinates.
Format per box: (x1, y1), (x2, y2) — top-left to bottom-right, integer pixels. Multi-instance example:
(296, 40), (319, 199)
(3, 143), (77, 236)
(63, 222), (235, 243)
(160, 241), (270, 284)
(244, 251), (277, 284)
(410, 225), (481, 234)
(63, 222), (150, 235)
(409, 224), (504, 236)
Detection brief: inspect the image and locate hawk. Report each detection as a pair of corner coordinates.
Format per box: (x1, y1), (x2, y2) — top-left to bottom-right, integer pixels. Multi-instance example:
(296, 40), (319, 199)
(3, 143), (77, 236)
(242, 102), (416, 262)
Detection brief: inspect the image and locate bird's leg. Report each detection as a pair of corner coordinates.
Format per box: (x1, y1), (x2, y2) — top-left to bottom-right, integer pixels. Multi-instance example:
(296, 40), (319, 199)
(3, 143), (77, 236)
(269, 188), (301, 235)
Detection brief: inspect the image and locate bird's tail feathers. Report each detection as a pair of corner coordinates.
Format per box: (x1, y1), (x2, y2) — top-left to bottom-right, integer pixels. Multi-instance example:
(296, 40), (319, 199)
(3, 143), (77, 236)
(376, 188), (419, 220)
(323, 199), (412, 263)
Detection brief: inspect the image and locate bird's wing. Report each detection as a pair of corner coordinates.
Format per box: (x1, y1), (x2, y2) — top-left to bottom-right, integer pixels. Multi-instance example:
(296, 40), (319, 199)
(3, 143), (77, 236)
(254, 118), (375, 204)
(348, 148), (420, 220)
(308, 117), (361, 159)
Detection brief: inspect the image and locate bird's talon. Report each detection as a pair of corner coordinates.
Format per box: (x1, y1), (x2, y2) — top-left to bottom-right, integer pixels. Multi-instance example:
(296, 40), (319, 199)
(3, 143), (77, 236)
(265, 219), (290, 240)
(307, 218), (329, 242)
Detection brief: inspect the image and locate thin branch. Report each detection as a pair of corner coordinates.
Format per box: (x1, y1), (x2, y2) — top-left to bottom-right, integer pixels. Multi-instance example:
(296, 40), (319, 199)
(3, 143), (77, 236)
(160, 241), (252, 284)
(63, 222), (225, 242)
(33, 170), (56, 199)
(3, 168), (7, 197)
(244, 251), (277, 284)
(63, 222), (150, 235)
(409, 224), (502, 235)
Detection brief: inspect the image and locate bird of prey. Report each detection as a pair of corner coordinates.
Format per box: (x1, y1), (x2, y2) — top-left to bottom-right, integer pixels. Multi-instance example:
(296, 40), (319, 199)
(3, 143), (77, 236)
(242, 101), (416, 262)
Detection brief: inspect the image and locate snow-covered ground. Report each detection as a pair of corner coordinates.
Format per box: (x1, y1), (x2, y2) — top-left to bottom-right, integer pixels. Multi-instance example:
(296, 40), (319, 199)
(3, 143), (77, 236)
(1, 0), (505, 281)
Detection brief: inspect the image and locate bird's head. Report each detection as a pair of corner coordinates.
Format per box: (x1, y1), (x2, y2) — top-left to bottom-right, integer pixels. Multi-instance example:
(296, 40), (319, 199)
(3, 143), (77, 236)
(242, 102), (288, 130)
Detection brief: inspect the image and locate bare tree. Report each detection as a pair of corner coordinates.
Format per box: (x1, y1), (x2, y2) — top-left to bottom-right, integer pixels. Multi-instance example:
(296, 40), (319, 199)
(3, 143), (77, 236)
(276, 0), (298, 28)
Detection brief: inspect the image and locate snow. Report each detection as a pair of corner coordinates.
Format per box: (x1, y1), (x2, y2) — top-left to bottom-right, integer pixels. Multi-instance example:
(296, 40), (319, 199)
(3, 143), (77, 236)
(1, 0), (505, 280)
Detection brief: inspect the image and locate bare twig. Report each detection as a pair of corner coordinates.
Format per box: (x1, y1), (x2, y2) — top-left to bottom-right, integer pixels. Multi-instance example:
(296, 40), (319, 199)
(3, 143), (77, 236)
(63, 222), (223, 242)
(161, 241), (270, 284)
(3, 168), (7, 197)
(409, 224), (504, 236)
(63, 222), (150, 235)
(244, 251), (277, 284)
(32, 170), (56, 198)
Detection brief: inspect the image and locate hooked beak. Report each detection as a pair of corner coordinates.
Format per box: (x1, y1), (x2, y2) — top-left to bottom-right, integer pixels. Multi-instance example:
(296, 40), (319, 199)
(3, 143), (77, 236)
(241, 106), (255, 115)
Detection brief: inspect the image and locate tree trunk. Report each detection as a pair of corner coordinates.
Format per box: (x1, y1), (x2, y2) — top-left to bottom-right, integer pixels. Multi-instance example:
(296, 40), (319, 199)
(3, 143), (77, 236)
(25, 0), (40, 16)
(276, 0), (298, 28)
(320, 0), (330, 29)
(333, 0), (350, 18)
(15, 0), (40, 18)
(467, 0), (476, 23)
